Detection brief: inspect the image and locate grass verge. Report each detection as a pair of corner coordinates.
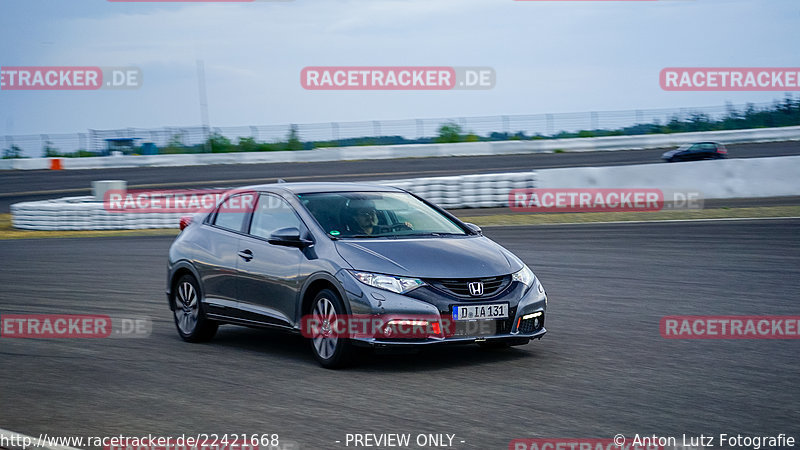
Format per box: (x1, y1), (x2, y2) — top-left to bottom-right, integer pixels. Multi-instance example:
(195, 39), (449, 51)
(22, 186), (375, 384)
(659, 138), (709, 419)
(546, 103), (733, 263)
(1, 206), (799, 240)
(460, 206), (800, 227)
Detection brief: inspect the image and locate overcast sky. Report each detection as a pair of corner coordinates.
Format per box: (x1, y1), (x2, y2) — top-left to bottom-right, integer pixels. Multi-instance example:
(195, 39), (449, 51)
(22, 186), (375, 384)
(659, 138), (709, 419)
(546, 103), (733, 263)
(0, 0), (797, 137)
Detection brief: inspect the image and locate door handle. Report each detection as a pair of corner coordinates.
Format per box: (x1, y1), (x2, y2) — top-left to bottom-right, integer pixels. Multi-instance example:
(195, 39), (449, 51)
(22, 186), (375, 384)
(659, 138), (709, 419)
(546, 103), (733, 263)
(238, 249), (253, 261)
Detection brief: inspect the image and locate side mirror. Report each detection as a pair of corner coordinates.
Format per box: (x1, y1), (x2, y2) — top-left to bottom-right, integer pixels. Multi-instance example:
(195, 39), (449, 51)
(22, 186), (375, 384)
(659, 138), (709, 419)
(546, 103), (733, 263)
(268, 227), (313, 247)
(464, 222), (482, 235)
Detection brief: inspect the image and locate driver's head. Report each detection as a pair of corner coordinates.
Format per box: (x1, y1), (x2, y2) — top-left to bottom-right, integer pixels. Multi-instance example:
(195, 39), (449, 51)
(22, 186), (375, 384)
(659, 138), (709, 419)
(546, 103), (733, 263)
(348, 199), (378, 229)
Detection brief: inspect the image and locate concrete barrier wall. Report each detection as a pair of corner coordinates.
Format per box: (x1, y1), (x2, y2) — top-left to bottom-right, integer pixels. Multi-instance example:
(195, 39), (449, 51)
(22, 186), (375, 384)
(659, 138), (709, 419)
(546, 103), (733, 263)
(536, 155), (800, 199)
(2, 125), (799, 171)
(0, 158), (50, 170)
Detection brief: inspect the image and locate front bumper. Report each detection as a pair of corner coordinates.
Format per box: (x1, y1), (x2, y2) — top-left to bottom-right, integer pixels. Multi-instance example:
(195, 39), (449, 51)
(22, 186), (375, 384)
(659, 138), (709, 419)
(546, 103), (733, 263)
(336, 269), (548, 348)
(362, 328), (547, 349)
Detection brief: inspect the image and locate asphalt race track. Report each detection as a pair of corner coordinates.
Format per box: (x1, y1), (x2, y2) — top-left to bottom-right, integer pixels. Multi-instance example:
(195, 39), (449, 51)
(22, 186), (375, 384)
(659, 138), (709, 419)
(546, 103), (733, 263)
(1, 219), (798, 449)
(1, 140), (799, 212)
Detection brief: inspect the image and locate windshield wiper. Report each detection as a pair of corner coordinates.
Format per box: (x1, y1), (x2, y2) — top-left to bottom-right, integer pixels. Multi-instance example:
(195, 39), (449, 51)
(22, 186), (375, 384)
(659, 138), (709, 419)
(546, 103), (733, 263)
(399, 232), (463, 237)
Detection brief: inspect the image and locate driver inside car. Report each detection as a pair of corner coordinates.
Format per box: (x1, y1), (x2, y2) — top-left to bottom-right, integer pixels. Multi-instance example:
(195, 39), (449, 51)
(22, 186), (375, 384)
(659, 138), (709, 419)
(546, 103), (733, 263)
(345, 199), (412, 235)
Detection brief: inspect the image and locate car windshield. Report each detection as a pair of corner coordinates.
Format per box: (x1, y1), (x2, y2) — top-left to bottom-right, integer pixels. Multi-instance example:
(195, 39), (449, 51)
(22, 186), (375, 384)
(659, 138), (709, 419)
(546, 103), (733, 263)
(298, 191), (467, 238)
(675, 144), (692, 151)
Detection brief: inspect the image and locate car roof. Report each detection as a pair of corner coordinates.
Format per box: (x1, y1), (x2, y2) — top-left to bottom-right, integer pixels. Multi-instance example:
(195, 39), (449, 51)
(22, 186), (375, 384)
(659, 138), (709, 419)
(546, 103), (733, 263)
(234, 182), (405, 195)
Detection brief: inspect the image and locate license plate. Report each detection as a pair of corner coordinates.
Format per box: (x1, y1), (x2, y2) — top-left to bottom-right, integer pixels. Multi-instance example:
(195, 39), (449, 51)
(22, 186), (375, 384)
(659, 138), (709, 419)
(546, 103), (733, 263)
(452, 303), (509, 321)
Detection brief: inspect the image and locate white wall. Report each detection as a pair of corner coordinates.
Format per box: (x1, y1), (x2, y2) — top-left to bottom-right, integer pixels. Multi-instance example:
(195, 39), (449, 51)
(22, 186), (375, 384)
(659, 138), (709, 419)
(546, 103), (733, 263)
(536, 156), (800, 199)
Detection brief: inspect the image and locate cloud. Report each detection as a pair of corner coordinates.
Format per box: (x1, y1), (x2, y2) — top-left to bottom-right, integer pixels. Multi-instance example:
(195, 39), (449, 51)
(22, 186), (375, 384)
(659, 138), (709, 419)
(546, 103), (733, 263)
(1, 0), (796, 137)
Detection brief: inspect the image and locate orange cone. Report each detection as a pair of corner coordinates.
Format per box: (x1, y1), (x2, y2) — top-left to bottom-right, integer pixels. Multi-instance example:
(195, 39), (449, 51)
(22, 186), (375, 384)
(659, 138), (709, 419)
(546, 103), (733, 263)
(50, 158), (63, 170)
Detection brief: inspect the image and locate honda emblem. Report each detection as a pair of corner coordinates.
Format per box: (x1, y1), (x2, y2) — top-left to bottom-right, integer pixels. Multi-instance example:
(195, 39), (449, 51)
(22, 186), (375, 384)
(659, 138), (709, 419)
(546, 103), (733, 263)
(468, 281), (484, 296)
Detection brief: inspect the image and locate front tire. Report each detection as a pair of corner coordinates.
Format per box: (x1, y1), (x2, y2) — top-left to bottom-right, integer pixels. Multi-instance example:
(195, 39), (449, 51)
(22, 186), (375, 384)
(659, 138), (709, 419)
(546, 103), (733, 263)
(308, 289), (353, 369)
(172, 274), (218, 342)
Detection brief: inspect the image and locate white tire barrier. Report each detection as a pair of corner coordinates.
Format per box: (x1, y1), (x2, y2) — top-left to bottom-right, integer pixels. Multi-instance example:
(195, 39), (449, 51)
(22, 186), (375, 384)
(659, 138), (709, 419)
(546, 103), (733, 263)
(11, 197), (185, 231)
(10, 171), (537, 230)
(376, 171), (536, 209)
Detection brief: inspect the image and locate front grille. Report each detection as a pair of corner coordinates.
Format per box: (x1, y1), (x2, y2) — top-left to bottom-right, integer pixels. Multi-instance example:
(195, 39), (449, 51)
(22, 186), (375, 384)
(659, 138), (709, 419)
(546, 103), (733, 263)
(427, 275), (511, 299)
(498, 305), (516, 334)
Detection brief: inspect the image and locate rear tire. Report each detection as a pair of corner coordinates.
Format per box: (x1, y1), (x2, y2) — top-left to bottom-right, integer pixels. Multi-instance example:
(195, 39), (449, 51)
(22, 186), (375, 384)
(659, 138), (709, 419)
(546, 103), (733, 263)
(308, 289), (353, 369)
(172, 274), (218, 343)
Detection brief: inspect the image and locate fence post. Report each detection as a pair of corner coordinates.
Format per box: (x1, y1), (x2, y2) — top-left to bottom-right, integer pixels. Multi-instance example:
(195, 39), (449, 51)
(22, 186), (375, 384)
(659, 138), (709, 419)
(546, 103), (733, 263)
(89, 130), (98, 153)
(202, 126), (211, 153)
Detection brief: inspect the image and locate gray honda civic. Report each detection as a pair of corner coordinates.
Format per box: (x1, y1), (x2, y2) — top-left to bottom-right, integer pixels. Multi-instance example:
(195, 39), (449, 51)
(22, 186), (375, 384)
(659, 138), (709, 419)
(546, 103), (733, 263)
(167, 182), (548, 368)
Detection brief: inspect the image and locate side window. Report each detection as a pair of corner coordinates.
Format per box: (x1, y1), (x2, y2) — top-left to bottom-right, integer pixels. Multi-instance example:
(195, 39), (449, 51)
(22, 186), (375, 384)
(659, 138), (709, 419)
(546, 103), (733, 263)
(213, 193), (255, 232)
(249, 194), (302, 239)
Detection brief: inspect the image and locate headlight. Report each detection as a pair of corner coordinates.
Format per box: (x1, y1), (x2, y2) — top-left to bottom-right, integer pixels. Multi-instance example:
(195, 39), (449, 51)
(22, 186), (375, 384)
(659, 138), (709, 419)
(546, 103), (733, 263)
(351, 271), (425, 294)
(512, 265), (535, 288)
(513, 264), (545, 296)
